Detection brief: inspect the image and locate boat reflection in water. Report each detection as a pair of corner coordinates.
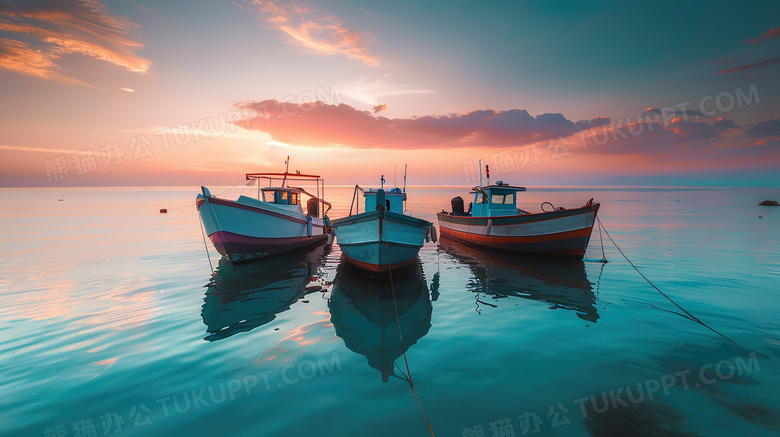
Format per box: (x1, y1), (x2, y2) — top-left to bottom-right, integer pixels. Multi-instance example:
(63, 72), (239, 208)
(328, 260), (434, 382)
(439, 235), (599, 322)
(201, 245), (329, 341)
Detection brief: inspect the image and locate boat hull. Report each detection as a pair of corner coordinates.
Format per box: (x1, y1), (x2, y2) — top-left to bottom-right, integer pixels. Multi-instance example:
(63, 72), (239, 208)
(436, 202), (600, 257)
(197, 193), (328, 264)
(332, 210), (431, 272)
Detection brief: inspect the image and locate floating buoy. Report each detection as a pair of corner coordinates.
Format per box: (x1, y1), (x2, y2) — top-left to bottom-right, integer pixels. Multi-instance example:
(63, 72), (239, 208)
(159, 209), (167, 214)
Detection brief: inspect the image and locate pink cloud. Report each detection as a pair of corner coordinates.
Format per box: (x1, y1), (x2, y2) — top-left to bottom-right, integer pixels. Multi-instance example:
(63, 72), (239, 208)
(0, 0), (150, 84)
(717, 57), (780, 74)
(744, 27), (780, 45)
(245, 0), (379, 66)
(230, 100), (752, 161)
(233, 100), (600, 149)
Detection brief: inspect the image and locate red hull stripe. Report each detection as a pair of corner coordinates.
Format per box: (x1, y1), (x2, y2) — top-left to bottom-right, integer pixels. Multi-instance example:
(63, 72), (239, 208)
(439, 226), (592, 256)
(342, 253), (417, 273)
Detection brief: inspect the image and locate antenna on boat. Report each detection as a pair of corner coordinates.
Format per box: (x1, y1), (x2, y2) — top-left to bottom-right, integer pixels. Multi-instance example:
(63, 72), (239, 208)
(479, 159), (483, 187)
(394, 164), (397, 188)
(380, 174), (385, 189)
(486, 164), (490, 187)
(403, 163), (407, 193)
(282, 156), (290, 187)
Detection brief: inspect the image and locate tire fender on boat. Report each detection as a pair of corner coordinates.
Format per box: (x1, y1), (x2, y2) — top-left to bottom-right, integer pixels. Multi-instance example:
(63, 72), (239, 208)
(430, 224), (438, 243)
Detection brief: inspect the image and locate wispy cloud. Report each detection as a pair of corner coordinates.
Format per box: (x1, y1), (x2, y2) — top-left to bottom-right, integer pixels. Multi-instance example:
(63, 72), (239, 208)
(0, 0), (150, 84)
(744, 27), (780, 45)
(0, 144), (81, 154)
(744, 117), (780, 138)
(244, 0), (379, 66)
(120, 87), (135, 93)
(342, 78), (436, 106)
(718, 57), (780, 74)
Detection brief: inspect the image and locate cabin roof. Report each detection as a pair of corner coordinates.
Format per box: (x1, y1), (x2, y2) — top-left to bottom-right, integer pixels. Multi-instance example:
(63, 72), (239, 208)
(470, 182), (526, 193)
(246, 172), (321, 180)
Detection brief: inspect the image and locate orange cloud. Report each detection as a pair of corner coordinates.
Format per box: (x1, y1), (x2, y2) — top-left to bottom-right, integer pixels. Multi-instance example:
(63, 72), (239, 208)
(246, 0), (379, 66)
(0, 0), (150, 84)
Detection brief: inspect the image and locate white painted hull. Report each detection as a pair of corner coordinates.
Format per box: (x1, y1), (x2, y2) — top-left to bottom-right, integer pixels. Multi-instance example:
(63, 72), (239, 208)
(332, 210), (431, 272)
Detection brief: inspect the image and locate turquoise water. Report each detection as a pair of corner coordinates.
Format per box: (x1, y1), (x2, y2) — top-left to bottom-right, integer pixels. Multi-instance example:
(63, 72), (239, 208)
(1, 186), (779, 436)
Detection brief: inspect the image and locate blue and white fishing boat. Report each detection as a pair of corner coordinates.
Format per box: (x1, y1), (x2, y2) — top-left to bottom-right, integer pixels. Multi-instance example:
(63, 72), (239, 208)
(331, 174), (434, 272)
(196, 160), (332, 264)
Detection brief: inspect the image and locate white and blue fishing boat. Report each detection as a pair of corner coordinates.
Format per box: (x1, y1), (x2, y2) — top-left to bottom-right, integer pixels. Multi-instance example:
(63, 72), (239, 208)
(331, 175), (434, 272)
(196, 160), (332, 264)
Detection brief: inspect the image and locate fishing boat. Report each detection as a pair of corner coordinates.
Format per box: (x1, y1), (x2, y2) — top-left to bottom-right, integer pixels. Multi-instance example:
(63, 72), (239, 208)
(436, 166), (600, 257)
(331, 173), (434, 272)
(196, 160), (332, 264)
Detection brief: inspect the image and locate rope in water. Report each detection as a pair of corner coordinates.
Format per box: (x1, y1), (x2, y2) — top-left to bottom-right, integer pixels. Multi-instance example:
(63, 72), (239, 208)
(382, 213), (436, 437)
(596, 216), (744, 349)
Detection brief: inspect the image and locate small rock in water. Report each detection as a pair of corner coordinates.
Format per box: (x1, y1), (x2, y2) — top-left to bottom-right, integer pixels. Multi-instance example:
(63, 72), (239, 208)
(759, 200), (779, 206)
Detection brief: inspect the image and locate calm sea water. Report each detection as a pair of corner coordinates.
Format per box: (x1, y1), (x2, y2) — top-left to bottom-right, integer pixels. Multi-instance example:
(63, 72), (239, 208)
(1, 185), (779, 436)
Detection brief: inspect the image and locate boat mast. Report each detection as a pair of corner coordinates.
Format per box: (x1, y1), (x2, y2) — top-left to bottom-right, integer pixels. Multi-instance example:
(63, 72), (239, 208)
(403, 163), (407, 193)
(281, 156), (290, 188)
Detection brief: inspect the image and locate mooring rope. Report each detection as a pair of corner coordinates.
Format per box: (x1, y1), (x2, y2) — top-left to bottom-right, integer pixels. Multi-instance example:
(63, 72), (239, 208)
(382, 213), (436, 437)
(598, 218), (607, 262)
(198, 213), (214, 275)
(596, 216), (744, 349)
(160, 178), (248, 213)
(213, 178), (250, 198)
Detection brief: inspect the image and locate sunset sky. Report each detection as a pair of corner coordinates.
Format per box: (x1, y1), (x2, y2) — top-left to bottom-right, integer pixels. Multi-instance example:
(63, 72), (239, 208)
(1, 0), (779, 187)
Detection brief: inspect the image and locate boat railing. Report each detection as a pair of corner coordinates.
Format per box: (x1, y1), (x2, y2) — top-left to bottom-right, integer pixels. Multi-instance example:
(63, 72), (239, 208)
(348, 185), (365, 217)
(246, 172), (330, 218)
(289, 186), (333, 218)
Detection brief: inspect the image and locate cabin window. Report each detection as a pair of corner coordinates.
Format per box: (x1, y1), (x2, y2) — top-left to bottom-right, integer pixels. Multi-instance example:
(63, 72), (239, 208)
(290, 192), (299, 205)
(490, 192), (515, 205)
(478, 193), (488, 204)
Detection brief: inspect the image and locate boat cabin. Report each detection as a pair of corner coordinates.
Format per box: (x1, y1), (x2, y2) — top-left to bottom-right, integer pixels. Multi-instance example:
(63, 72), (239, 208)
(261, 187), (302, 206)
(468, 181), (526, 218)
(364, 187), (406, 214)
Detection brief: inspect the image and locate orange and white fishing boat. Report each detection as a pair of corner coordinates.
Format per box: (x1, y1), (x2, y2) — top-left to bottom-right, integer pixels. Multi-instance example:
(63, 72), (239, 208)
(436, 167), (600, 257)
